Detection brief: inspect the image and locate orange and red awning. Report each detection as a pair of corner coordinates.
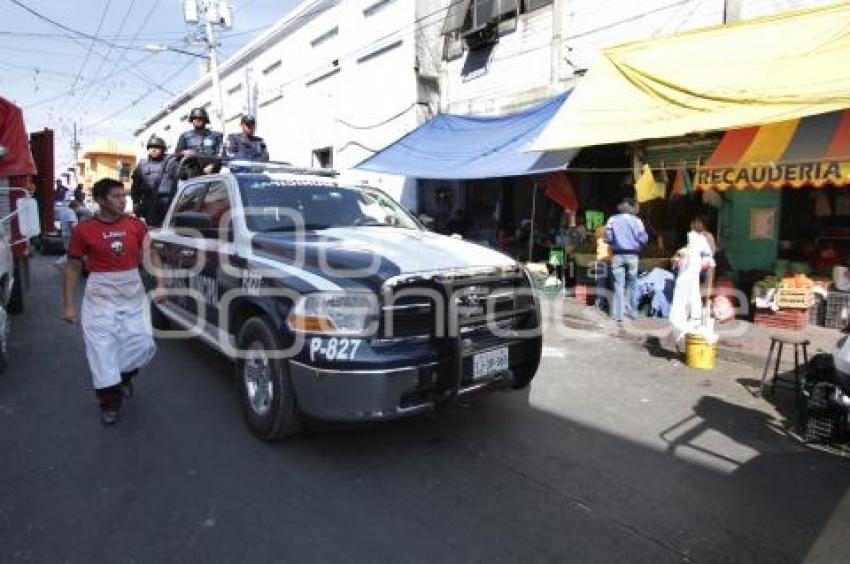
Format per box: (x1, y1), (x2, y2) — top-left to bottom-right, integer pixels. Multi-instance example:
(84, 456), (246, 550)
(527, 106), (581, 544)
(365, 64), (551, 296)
(696, 109), (850, 190)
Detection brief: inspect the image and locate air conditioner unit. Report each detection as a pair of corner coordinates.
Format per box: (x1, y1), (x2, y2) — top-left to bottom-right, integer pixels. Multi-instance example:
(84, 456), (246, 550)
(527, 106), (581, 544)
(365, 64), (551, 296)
(462, 21), (499, 50)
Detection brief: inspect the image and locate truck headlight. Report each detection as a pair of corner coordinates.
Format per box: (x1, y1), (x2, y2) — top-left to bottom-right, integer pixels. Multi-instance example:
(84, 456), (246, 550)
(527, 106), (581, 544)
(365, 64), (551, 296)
(287, 293), (378, 336)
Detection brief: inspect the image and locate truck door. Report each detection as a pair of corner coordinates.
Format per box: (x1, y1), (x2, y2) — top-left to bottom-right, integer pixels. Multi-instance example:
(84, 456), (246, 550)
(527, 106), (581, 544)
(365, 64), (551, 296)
(155, 181), (207, 317)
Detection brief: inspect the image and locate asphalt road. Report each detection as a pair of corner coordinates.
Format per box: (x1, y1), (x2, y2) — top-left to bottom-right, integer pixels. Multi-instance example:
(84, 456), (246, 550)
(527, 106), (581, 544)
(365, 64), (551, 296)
(2, 257), (849, 563)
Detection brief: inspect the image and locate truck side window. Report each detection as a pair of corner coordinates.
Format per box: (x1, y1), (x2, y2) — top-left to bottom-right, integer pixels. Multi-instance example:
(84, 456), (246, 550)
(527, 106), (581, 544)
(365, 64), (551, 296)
(169, 183), (206, 226)
(200, 180), (232, 231)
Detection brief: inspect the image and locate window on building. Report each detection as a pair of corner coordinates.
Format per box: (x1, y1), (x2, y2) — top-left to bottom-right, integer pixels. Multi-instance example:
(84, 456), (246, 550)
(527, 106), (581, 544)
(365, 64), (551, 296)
(260, 93), (284, 108)
(262, 60), (282, 75)
(312, 147), (333, 169)
(363, 0), (395, 17)
(118, 161), (131, 181)
(310, 26), (338, 48)
(227, 83), (242, 96)
(522, 0), (551, 12)
(441, 0), (518, 35)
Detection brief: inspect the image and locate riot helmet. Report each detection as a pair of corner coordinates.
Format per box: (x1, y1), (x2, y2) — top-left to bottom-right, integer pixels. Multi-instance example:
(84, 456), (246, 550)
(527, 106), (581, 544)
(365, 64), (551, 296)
(188, 107), (210, 124)
(146, 135), (167, 150)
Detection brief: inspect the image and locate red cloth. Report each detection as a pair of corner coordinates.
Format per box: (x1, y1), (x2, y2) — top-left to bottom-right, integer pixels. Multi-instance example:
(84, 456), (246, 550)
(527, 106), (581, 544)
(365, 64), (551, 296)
(0, 98), (36, 176)
(538, 172), (579, 212)
(68, 215), (148, 272)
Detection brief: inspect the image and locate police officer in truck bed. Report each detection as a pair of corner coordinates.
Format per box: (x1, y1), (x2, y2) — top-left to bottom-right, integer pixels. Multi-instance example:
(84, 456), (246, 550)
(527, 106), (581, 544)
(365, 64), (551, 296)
(225, 114), (269, 162)
(174, 107), (224, 174)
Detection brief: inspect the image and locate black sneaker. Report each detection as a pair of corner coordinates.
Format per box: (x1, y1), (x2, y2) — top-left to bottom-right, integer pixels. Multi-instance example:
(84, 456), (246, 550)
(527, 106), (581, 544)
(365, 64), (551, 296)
(100, 409), (120, 426)
(120, 370), (138, 399)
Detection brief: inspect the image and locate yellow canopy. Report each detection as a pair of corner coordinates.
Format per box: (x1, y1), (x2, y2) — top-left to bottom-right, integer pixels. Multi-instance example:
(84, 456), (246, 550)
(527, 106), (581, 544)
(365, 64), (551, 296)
(531, 2), (850, 152)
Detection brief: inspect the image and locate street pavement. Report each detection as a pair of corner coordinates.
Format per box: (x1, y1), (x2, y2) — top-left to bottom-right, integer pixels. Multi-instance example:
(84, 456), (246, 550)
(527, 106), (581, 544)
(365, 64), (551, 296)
(2, 257), (850, 563)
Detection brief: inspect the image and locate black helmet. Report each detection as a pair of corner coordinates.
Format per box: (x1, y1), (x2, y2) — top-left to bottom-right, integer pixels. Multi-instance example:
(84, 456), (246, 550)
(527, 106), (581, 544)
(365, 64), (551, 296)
(188, 107), (210, 123)
(146, 135), (167, 149)
(240, 114), (256, 125)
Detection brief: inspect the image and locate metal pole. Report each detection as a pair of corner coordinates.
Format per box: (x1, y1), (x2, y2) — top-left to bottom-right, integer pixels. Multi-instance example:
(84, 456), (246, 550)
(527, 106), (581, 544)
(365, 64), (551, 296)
(203, 2), (225, 128)
(529, 182), (537, 262)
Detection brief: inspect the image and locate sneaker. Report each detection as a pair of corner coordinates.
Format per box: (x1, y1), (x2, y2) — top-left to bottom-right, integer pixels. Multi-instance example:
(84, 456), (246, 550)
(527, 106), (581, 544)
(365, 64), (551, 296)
(120, 370), (138, 399)
(100, 409), (120, 426)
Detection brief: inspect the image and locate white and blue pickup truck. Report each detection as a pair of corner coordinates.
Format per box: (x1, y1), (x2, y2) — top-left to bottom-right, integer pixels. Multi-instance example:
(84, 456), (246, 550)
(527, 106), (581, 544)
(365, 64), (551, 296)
(149, 162), (542, 440)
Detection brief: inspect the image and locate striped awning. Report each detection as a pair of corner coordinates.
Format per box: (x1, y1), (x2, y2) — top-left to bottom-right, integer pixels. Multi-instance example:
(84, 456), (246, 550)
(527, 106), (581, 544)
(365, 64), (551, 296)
(695, 109), (850, 190)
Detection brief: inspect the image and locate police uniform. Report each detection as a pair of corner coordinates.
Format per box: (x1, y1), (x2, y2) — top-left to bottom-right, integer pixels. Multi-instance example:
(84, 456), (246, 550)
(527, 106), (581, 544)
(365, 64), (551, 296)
(225, 132), (269, 162)
(174, 128), (224, 158)
(130, 157), (167, 224)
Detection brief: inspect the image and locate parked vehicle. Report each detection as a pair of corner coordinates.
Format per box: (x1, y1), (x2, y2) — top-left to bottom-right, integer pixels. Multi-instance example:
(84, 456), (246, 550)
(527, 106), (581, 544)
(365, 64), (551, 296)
(0, 188), (40, 372)
(149, 162), (542, 440)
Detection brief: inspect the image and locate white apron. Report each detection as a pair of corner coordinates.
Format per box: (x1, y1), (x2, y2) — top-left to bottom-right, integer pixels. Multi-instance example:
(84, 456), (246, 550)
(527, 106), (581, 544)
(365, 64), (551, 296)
(669, 232), (711, 340)
(81, 269), (156, 389)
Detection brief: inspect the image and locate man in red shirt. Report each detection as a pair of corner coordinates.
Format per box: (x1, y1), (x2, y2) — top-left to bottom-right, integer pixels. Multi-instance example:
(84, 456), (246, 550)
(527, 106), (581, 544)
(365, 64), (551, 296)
(62, 178), (166, 425)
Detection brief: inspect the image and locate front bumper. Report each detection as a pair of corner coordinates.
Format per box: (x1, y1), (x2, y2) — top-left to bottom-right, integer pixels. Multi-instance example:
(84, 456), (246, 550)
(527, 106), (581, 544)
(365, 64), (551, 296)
(289, 339), (533, 422)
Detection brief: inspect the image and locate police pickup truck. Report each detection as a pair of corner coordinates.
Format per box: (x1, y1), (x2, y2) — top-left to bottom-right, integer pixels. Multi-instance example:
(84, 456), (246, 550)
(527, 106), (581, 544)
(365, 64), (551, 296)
(149, 162), (542, 440)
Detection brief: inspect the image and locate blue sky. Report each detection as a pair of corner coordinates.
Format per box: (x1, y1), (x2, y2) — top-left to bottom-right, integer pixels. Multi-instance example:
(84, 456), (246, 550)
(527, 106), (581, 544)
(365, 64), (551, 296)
(0, 0), (299, 168)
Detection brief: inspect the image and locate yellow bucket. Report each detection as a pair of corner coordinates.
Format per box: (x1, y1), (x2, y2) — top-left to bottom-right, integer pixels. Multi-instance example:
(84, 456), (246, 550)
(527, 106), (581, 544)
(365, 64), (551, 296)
(685, 333), (716, 370)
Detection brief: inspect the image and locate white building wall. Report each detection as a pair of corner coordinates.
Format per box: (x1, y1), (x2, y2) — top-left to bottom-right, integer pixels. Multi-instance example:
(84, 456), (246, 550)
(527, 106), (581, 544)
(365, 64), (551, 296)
(135, 0), (838, 203)
(134, 0), (423, 203)
(442, 4), (556, 114)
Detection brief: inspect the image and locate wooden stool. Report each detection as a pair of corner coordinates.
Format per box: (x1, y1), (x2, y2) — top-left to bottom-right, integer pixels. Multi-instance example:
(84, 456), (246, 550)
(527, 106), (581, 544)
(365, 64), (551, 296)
(760, 334), (810, 397)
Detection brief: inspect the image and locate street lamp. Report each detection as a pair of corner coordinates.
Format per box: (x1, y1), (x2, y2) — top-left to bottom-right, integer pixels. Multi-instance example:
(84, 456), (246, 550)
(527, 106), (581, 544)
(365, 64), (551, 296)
(144, 43), (209, 59)
(144, 42), (224, 129)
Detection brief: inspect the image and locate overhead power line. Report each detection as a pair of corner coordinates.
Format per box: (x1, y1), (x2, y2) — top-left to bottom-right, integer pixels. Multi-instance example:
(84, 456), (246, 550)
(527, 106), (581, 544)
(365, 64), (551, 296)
(8, 0), (149, 52)
(66, 0), (113, 98)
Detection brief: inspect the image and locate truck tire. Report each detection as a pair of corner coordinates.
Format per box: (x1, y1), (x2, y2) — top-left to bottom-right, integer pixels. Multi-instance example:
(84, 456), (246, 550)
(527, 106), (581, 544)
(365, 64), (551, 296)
(8, 266), (23, 315)
(235, 317), (301, 440)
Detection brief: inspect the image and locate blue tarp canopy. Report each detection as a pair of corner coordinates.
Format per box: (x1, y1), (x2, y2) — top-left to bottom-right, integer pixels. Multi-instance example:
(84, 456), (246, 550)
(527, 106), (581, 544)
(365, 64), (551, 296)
(355, 91), (576, 180)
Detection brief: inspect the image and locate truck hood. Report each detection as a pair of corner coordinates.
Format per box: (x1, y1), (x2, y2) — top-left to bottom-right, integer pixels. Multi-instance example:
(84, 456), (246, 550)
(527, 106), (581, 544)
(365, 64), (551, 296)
(251, 227), (517, 290)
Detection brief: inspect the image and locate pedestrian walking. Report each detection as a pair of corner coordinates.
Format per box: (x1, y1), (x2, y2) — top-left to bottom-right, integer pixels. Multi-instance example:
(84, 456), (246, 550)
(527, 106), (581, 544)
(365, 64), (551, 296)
(54, 179), (68, 203)
(130, 135), (170, 226)
(73, 183), (85, 204)
(175, 107), (223, 174)
(604, 197), (648, 323)
(53, 200), (80, 269)
(62, 178), (165, 426)
(224, 114), (269, 162)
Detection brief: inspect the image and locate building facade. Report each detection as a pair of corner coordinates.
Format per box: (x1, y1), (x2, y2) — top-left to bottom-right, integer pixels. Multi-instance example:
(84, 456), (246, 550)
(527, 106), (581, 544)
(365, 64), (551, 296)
(134, 0), (834, 209)
(76, 138), (136, 191)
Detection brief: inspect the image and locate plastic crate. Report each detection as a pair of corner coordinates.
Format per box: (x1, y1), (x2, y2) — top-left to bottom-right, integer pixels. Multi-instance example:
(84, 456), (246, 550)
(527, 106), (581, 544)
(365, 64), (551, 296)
(754, 308), (808, 331)
(776, 288), (815, 309)
(825, 291), (850, 330)
(809, 295), (826, 326)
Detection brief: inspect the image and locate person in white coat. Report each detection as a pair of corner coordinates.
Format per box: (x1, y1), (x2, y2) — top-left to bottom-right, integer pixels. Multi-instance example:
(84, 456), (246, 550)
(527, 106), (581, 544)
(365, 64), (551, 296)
(62, 178), (166, 425)
(669, 230), (714, 340)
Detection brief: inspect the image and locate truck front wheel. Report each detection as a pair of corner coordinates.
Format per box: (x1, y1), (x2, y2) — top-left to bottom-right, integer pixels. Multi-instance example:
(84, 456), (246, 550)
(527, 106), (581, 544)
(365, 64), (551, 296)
(235, 317), (302, 440)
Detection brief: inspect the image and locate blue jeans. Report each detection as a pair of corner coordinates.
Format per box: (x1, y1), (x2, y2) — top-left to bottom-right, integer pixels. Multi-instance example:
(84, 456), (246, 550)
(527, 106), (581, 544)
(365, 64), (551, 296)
(611, 254), (639, 321)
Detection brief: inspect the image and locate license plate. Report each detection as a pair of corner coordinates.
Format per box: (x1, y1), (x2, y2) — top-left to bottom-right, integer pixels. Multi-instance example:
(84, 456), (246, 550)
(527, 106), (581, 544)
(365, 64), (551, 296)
(473, 347), (509, 380)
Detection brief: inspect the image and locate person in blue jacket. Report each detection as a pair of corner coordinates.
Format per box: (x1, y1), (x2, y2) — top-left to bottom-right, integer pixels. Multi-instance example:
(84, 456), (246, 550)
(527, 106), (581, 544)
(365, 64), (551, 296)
(604, 197), (649, 323)
(225, 114), (269, 162)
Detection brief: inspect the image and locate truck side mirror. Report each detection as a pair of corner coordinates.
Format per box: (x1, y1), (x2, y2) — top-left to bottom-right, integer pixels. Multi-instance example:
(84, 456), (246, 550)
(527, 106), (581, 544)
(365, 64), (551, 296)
(417, 214), (434, 230)
(16, 197), (41, 238)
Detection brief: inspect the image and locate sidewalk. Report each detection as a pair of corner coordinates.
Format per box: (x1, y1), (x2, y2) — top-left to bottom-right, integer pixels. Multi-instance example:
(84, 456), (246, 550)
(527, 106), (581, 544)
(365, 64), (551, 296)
(556, 297), (842, 369)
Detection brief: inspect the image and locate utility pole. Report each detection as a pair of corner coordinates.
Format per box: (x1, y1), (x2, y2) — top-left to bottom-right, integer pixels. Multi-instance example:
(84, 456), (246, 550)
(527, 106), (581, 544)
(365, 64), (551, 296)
(71, 121), (81, 184)
(202, 0), (226, 128)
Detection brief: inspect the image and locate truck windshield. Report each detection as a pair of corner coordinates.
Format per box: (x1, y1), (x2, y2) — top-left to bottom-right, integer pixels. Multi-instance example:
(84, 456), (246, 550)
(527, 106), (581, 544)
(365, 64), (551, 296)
(237, 176), (420, 233)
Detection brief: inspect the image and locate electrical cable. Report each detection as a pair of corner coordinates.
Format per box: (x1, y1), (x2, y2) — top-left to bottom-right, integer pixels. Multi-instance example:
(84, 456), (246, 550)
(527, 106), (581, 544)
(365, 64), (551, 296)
(66, 0), (113, 99)
(80, 56), (195, 133)
(7, 0), (149, 52)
